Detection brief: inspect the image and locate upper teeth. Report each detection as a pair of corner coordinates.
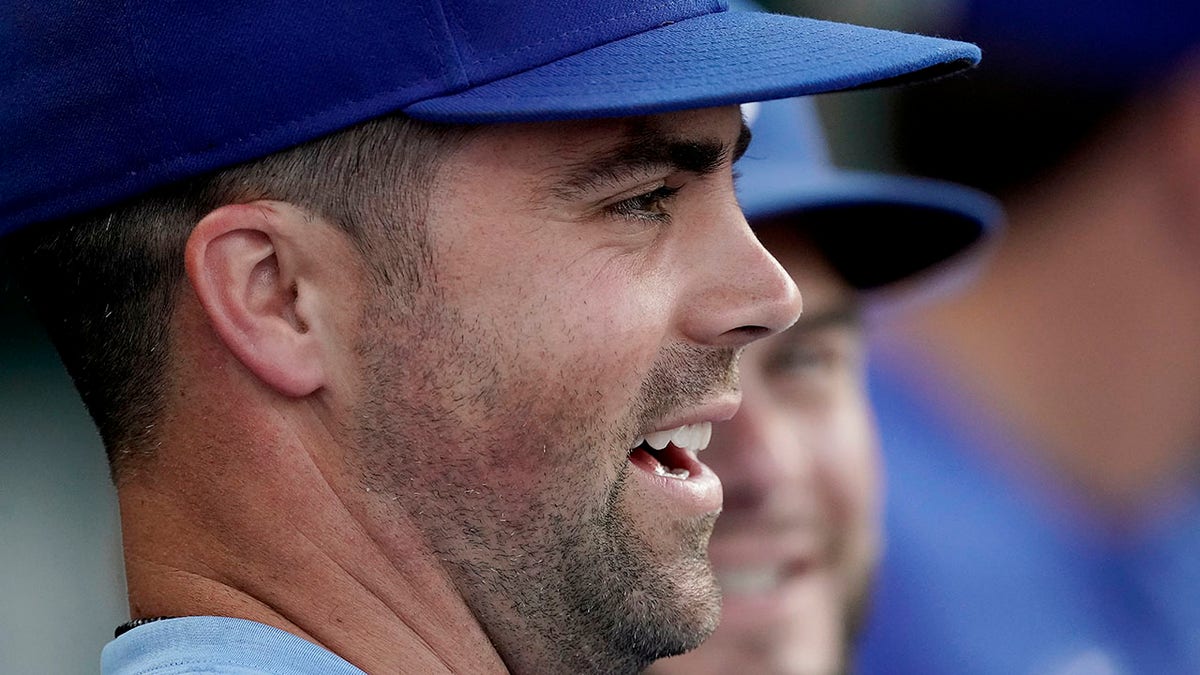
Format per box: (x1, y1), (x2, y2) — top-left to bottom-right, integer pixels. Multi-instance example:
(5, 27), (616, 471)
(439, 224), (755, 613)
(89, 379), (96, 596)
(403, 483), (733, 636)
(633, 422), (712, 452)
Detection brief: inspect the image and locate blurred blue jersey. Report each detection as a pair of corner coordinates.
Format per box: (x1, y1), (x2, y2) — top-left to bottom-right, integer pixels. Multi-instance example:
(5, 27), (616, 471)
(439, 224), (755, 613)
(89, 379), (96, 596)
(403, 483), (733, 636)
(856, 347), (1200, 675)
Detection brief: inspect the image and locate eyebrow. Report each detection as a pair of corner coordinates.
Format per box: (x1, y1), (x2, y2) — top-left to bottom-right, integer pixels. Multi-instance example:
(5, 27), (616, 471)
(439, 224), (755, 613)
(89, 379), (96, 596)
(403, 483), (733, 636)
(553, 121), (753, 200)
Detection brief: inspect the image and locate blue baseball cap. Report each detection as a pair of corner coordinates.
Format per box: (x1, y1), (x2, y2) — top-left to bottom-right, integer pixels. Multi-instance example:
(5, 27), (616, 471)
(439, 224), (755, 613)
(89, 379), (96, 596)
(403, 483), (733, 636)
(0, 0), (981, 238)
(737, 95), (1002, 290)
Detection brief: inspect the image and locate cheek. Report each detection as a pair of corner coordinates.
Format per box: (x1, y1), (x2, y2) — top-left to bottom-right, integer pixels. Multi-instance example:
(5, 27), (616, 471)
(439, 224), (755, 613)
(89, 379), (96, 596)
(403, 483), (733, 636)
(818, 399), (882, 593)
(817, 395), (880, 535)
(480, 256), (677, 404)
(420, 250), (683, 499)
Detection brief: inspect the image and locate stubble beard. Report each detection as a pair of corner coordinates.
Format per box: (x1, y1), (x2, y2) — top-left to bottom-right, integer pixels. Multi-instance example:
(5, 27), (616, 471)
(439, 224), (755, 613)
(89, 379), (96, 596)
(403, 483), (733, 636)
(350, 290), (732, 674)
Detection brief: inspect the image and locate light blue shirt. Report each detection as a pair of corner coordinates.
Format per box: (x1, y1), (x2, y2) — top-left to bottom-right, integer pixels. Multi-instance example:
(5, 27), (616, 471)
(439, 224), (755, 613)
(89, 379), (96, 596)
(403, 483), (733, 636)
(856, 349), (1200, 675)
(102, 616), (365, 674)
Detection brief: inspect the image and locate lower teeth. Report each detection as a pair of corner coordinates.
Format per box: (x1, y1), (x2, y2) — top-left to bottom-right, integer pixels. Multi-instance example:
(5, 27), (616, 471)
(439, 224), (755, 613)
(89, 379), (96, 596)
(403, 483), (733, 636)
(654, 464), (690, 480)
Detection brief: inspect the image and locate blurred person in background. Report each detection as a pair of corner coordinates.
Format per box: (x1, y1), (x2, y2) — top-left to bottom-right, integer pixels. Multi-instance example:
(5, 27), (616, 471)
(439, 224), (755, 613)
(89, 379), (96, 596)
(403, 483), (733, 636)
(652, 32), (1000, 673)
(858, 1), (1200, 673)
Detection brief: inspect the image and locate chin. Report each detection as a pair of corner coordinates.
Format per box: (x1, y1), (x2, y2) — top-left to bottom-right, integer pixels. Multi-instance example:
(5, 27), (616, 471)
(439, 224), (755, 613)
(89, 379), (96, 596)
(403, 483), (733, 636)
(623, 513), (724, 661)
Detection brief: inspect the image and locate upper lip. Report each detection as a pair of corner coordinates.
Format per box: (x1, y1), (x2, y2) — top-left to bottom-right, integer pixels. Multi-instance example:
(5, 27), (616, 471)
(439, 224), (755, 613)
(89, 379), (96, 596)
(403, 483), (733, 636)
(639, 393), (741, 437)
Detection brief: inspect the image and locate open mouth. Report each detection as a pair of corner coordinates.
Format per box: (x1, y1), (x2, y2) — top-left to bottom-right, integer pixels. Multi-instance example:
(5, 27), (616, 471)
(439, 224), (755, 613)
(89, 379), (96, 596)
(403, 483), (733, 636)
(627, 422), (713, 480)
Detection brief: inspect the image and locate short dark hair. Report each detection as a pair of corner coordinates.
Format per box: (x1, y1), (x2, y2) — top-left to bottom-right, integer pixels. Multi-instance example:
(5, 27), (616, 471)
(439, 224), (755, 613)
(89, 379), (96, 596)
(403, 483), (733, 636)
(4, 115), (470, 481)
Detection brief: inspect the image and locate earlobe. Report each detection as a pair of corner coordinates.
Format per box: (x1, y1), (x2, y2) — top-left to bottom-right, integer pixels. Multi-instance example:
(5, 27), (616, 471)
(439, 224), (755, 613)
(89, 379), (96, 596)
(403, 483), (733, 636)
(185, 202), (328, 397)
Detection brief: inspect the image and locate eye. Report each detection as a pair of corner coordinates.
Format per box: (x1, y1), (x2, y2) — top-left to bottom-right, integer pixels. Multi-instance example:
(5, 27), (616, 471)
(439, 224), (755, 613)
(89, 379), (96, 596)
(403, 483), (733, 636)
(764, 330), (856, 385)
(606, 185), (681, 222)
(765, 341), (833, 379)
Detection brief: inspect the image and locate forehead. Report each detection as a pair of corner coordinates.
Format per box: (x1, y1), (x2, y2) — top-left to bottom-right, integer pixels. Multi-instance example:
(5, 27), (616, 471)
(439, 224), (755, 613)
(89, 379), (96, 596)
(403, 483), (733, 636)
(450, 105), (746, 172)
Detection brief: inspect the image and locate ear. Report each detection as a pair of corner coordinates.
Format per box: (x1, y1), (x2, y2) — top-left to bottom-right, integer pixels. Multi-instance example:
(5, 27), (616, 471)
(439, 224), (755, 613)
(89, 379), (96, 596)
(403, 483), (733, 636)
(185, 201), (343, 397)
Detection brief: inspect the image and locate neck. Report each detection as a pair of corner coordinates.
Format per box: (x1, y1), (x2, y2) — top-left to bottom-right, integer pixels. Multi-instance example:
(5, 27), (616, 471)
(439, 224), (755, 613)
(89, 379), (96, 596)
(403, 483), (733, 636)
(117, 399), (507, 674)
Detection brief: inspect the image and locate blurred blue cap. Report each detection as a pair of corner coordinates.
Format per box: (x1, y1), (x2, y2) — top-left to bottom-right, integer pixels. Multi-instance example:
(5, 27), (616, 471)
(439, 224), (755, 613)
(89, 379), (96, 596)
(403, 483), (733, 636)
(0, 0), (982, 238)
(963, 0), (1200, 91)
(737, 94), (1002, 290)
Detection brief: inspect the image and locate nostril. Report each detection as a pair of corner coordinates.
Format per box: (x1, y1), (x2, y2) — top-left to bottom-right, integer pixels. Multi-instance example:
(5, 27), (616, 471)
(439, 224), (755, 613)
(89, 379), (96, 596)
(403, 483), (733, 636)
(724, 325), (771, 341)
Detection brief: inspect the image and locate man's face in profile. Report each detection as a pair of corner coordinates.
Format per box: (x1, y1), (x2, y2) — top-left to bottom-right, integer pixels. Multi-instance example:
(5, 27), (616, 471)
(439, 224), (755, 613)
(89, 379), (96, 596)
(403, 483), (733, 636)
(656, 225), (880, 675)
(342, 106), (801, 673)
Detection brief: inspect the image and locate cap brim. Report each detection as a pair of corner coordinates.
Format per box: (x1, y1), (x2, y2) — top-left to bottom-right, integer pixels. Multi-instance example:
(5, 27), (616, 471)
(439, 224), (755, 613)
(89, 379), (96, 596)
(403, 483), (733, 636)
(741, 167), (1003, 290)
(403, 11), (979, 123)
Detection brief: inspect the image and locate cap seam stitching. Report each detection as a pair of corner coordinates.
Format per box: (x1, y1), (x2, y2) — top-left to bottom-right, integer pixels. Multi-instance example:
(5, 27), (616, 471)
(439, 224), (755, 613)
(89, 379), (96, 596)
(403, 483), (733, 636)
(426, 0), (471, 88)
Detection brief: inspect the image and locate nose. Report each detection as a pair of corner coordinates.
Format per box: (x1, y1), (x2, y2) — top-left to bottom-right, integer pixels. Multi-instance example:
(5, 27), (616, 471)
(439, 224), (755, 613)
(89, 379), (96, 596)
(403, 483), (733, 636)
(677, 209), (802, 349)
(711, 384), (814, 513)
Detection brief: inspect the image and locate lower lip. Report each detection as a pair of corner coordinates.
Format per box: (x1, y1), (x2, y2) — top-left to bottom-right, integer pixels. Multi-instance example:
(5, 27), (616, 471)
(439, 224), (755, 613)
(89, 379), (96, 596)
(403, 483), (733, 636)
(628, 446), (723, 514)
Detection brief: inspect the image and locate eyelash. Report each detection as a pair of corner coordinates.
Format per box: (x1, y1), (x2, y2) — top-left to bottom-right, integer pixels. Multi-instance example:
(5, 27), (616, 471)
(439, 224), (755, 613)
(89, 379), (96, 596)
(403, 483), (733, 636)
(606, 185), (681, 222)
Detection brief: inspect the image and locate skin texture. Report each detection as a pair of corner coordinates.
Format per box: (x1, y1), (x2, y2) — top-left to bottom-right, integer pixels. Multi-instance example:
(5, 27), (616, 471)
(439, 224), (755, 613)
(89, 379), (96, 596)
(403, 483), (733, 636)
(118, 105), (802, 674)
(653, 226), (879, 675)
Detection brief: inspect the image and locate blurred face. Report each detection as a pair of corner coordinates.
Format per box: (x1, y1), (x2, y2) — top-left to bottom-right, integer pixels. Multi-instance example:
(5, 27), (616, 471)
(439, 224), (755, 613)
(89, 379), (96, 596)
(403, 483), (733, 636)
(348, 108), (803, 674)
(654, 225), (880, 675)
